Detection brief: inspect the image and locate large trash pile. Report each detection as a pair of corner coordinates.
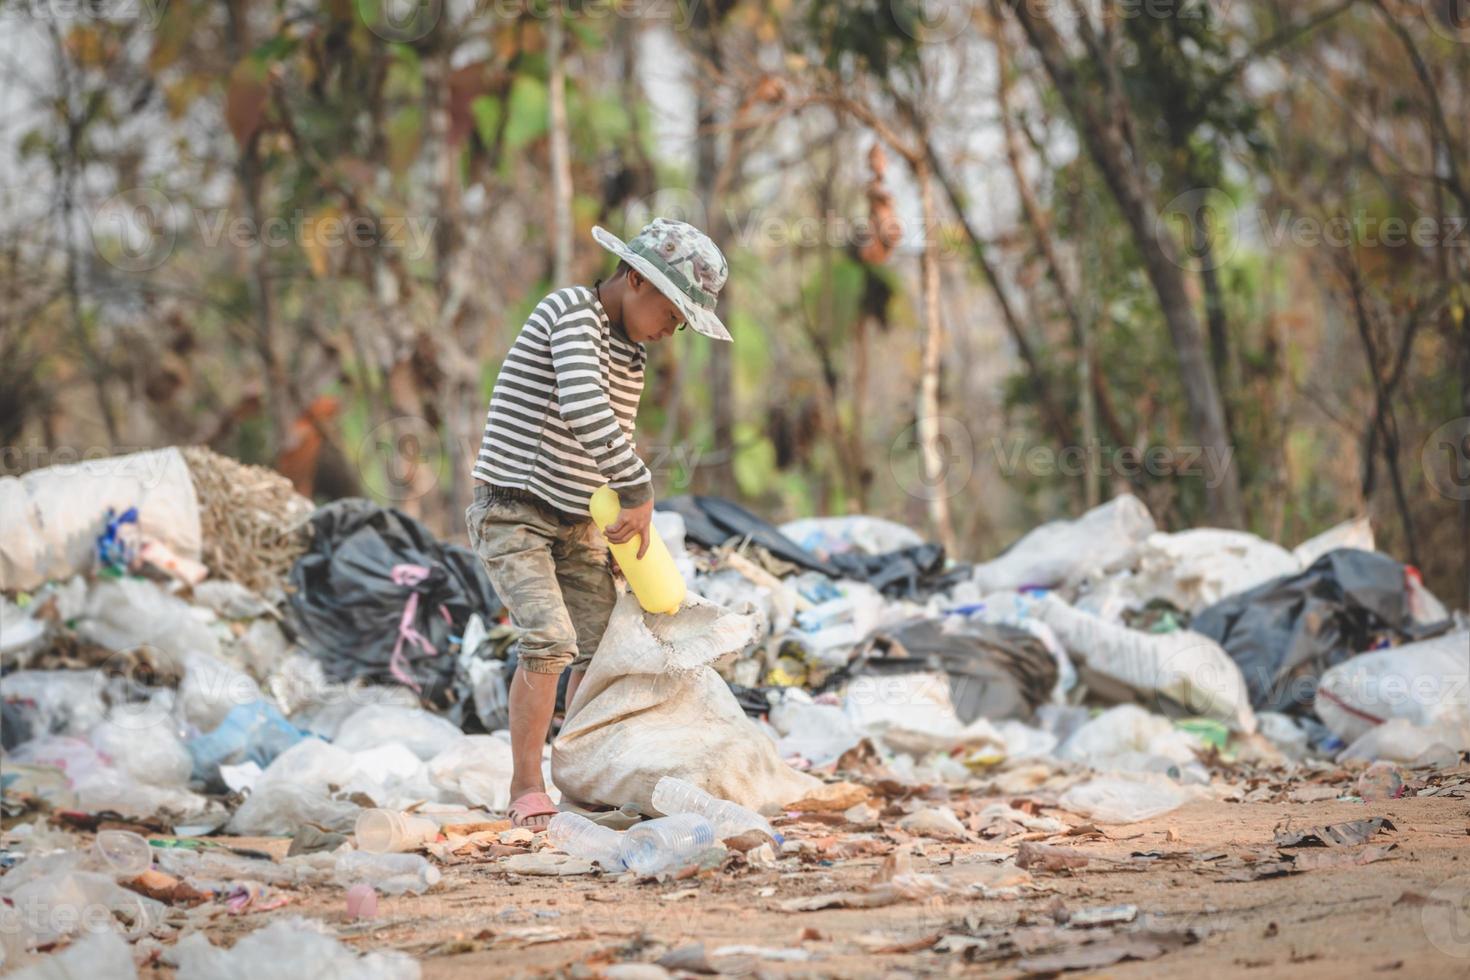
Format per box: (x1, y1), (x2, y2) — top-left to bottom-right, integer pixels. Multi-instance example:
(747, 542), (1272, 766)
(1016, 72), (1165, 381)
(1, 449), (1465, 975)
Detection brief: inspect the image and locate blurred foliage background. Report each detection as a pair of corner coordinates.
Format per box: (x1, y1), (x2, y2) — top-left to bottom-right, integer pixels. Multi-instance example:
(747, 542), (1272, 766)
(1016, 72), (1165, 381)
(1, 0), (1466, 606)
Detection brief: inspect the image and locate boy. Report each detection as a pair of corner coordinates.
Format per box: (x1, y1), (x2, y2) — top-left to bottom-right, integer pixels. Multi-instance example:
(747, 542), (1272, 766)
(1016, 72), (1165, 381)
(466, 218), (731, 828)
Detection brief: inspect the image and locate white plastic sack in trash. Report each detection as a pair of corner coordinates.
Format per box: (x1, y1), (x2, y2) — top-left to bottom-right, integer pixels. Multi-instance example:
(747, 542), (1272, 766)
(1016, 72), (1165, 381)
(779, 515), (925, 558)
(0, 448), (202, 593)
(971, 494), (1155, 593)
(843, 672), (1006, 756)
(552, 593), (820, 813)
(351, 742), (439, 806)
(1314, 631), (1470, 745)
(333, 704), (463, 761)
(1337, 718), (1464, 765)
(1058, 773), (1199, 824)
(427, 734), (514, 811)
(228, 738), (380, 835)
(1081, 529), (1299, 616)
(1037, 594), (1256, 733)
(173, 915), (420, 980)
(1058, 704), (1202, 772)
(179, 651), (261, 732)
(1292, 515), (1374, 569)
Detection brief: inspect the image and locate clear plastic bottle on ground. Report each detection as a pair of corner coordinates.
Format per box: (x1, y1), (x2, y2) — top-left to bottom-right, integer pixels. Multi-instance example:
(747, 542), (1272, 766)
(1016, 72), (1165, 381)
(547, 812), (626, 870)
(650, 776), (774, 839)
(354, 808), (439, 853)
(333, 850), (442, 895)
(619, 813), (715, 875)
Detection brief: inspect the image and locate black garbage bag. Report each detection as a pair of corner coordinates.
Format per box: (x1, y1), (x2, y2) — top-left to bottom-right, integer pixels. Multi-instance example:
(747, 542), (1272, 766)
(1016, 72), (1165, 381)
(287, 499), (501, 723)
(828, 543), (972, 600)
(1190, 548), (1431, 713)
(826, 616), (1058, 722)
(657, 495), (838, 575)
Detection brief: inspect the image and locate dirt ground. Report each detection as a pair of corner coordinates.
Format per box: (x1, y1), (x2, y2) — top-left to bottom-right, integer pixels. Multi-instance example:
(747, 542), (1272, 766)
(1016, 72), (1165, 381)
(108, 774), (1470, 979)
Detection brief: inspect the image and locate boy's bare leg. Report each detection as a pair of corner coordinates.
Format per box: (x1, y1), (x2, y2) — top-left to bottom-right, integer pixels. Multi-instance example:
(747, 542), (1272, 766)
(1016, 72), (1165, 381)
(508, 666), (561, 829)
(564, 669), (586, 711)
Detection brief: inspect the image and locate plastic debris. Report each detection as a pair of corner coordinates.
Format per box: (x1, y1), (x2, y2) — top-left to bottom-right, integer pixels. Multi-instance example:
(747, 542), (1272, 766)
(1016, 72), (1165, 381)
(1058, 774), (1197, 824)
(619, 814), (716, 876)
(172, 915), (420, 979)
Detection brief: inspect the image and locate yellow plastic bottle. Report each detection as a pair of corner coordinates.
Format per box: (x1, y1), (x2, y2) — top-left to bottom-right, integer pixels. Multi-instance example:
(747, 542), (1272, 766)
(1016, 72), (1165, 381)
(589, 484), (686, 614)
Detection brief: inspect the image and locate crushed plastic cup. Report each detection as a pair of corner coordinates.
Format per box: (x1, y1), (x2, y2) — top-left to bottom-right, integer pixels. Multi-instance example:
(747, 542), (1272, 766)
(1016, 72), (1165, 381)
(354, 808), (439, 853)
(93, 829), (152, 878)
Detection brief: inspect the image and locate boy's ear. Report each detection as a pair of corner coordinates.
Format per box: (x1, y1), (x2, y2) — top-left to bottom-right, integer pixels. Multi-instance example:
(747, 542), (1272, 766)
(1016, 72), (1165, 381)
(627, 268), (645, 291)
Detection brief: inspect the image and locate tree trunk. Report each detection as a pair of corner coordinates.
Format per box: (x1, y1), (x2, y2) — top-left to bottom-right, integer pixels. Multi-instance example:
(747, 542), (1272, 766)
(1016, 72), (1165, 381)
(693, 24), (735, 496)
(1007, 1), (1244, 527)
(916, 164), (957, 556)
(548, 12), (573, 285)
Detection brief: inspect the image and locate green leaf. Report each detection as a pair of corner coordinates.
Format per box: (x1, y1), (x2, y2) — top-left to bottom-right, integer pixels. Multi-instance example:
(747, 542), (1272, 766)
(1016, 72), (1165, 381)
(504, 75), (549, 149)
(471, 95), (503, 147)
(733, 422), (777, 498)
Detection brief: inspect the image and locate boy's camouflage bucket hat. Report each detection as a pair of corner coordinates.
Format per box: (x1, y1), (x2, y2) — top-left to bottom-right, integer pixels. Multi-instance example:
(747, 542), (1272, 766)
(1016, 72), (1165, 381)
(592, 218), (732, 342)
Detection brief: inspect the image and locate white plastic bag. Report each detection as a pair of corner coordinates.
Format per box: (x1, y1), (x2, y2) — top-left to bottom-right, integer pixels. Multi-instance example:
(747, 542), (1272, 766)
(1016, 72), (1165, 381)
(173, 915), (420, 980)
(769, 695), (862, 766)
(91, 713), (192, 788)
(5, 928), (138, 980)
(333, 705), (463, 762)
(1058, 704), (1201, 772)
(1037, 594), (1256, 733)
(427, 734), (514, 811)
(1314, 632), (1470, 745)
(1058, 774), (1197, 823)
(228, 738), (378, 835)
(552, 593), (820, 812)
(779, 515), (925, 558)
(80, 578), (221, 664)
(971, 495), (1155, 593)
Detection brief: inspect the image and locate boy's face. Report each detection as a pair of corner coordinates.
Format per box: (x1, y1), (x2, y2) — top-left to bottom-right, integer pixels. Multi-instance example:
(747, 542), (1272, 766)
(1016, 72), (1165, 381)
(622, 269), (685, 344)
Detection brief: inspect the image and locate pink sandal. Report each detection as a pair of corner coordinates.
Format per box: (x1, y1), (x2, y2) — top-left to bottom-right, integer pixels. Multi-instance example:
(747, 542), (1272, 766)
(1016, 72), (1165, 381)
(508, 791), (559, 828)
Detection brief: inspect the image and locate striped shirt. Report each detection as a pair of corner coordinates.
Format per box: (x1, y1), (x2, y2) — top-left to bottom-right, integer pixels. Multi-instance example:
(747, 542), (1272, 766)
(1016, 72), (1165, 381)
(473, 286), (652, 515)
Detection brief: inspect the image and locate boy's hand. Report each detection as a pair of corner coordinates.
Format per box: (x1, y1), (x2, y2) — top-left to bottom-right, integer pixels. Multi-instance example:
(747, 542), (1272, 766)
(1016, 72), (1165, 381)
(604, 498), (654, 559)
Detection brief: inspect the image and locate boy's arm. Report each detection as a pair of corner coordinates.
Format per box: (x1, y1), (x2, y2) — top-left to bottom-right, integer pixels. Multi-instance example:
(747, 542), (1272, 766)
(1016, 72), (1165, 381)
(549, 309), (653, 507)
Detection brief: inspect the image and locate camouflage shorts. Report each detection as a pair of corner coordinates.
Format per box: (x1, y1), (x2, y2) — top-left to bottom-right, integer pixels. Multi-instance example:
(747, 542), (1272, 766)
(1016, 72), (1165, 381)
(466, 485), (616, 675)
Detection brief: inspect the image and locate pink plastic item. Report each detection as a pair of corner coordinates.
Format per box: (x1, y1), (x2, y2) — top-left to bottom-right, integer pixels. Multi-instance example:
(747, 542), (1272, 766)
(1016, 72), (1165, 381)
(345, 882), (379, 920)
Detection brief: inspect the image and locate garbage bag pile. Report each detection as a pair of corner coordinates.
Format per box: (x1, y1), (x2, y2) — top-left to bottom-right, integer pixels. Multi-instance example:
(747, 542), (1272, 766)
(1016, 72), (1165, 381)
(2, 448), (1466, 973)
